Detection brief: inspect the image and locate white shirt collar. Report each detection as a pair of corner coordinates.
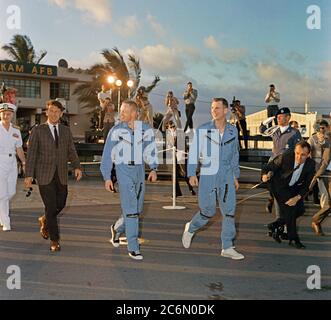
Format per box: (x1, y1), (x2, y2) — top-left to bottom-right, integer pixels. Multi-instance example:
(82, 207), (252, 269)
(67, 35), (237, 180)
(279, 125), (289, 134)
(0, 122), (12, 132)
(47, 121), (59, 129)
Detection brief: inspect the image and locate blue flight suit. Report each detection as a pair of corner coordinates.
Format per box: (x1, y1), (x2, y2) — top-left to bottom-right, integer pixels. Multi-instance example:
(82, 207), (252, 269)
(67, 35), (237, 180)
(100, 121), (158, 252)
(187, 121), (240, 249)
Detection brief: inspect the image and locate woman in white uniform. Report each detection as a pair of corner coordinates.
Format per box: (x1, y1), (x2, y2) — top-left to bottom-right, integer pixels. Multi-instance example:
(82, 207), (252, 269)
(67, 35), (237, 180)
(0, 103), (26, 231)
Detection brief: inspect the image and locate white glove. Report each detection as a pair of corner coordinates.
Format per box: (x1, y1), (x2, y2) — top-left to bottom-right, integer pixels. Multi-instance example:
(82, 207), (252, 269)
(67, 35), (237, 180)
(262, 116), (275, 126)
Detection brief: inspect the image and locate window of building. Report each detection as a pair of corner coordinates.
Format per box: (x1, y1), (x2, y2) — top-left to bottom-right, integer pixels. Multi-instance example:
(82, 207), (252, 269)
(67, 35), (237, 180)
(0, 78), (41, 98)
(50, 82), (70, 100)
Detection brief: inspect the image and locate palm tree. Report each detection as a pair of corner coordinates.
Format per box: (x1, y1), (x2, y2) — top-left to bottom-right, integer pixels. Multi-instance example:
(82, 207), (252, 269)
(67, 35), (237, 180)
(74, 47), (159, 112)
(2, 34), (47, 64)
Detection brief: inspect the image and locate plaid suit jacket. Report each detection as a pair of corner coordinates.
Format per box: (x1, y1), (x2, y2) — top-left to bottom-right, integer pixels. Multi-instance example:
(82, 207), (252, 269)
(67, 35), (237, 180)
(26, 123), (81, 185)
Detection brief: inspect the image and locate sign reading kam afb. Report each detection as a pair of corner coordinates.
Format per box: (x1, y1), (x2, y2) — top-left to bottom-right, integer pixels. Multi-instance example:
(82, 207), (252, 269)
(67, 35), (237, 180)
(0, 60), (58, 77)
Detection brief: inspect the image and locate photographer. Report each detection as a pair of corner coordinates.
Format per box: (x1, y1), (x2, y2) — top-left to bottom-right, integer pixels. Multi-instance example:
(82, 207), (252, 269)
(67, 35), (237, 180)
(97, 85), (112, 130)
(232, 99), (248, 149)
(265, 84), (280, 127)
(135, 86), (154, 127)
(183, 82), (198, 133)
(162, 91), (182, 131)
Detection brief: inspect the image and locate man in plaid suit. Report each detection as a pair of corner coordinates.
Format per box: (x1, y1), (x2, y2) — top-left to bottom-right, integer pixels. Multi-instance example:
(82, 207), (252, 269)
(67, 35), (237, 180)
(25, 100), (82, 252)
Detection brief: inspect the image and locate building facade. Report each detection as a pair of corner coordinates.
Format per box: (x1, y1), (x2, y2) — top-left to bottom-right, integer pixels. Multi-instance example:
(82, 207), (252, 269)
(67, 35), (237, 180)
(0, 59), (94, 140)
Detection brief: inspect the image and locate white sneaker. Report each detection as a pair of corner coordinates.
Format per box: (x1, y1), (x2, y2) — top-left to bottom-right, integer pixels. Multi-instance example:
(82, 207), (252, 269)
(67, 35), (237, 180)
(221, 247), (244, 260)
(182, 222), (194, 248)
(128, 251), (143, 260)
(3, 226), (11, 232)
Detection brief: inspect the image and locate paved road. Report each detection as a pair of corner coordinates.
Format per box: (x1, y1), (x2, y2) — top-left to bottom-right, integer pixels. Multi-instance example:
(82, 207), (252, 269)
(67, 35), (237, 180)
(0, 178), (330, 300)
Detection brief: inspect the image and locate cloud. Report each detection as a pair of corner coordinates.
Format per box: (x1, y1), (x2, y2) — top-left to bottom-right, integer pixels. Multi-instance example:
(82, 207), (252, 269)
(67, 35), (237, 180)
(67, 51), (106, 69)
(115, 15), (140, 37)
(254, 61), (331, 110)
(0, 45), (9, 60)
(255, 62), (302, 83)
(49, 0), (112, 24)
(265, 46), (279, 59)
(50, 0), (67, 8)
(204, 35), (219, 49)
(204, 35), (248, 64)
(218, 48), (248, 64)
(285, 51), (306, 65)
(138, 44), (185, 75)
(147, 14), (166, 37)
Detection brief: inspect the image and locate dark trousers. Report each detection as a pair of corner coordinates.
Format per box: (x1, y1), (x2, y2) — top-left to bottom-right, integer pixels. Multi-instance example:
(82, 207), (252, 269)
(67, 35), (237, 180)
(184, 104), (195, 131)
(175, 163), (194, 196)
(236, 119), (248, 149)
(39, 170), (68, 241)
(273, 198), (304, 241)
(267, 105), (279, 127)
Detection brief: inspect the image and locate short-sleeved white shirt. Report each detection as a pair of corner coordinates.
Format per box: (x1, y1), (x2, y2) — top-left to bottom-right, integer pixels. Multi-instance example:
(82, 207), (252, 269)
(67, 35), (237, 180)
(0, 122), (23, 155)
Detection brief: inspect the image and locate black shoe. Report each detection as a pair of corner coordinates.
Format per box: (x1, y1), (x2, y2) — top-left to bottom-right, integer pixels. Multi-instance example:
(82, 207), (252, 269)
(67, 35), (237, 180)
(265, 199), (273, 213)
(267, 224), (283, 243)
(280, 232), (288, 240)
(272, 231), (282, 243)
(289, 240), (306, 249)
(128, 251), (143, 260)
(266, 223), (275, 237)
(190, 189), (196, 196)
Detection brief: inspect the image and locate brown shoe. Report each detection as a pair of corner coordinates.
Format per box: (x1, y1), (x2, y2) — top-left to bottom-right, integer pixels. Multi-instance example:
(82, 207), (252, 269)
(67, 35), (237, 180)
(50, 241), (61, 252)
(312, 222), (325, 236)
(38, 215), (49, 240)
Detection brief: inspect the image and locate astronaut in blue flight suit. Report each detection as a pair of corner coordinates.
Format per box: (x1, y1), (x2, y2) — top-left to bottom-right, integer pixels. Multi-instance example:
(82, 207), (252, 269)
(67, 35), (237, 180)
(100, 100), (158, 261)
(182, 97), (245, 260)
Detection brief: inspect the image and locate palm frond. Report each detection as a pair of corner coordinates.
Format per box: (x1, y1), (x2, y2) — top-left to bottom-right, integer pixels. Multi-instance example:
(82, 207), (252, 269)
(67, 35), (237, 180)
(145, 75), (160, 93)
(1, 34), (47, 64)
(35, 50), (47, 64)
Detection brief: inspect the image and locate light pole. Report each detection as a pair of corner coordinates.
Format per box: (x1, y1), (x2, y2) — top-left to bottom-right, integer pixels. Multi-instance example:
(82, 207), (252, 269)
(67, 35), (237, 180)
(127, 80), (134, 98)
(115, 79), (122, 112)
(107, 75), (115, 101)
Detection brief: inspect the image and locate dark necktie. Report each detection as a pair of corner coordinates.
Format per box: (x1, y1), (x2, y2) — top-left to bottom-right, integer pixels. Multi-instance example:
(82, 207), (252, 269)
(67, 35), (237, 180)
(53, 125), (59, 148)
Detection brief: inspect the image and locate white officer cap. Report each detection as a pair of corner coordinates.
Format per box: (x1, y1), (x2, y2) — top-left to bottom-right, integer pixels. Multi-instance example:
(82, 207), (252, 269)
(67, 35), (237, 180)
(0, 103), (17, 113)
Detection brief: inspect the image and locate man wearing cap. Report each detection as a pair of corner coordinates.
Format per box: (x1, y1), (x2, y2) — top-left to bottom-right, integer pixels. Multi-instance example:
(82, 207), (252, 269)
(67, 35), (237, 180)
(265, 84), (280, 128)
(0, 103), (26, 231)
(24, 100), (82, 252)
(259, 107), (302, 239)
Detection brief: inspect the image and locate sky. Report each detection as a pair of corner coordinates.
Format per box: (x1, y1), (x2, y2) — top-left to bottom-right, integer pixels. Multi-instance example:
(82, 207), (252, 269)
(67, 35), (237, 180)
(0, 0), (330, 126)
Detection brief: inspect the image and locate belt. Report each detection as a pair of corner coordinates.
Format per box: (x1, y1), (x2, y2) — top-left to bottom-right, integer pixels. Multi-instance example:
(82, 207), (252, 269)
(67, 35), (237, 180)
(127, 161), (135, 166)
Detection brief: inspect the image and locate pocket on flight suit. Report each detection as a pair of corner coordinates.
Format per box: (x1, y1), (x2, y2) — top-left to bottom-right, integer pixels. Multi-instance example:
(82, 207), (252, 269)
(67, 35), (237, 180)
(199, 187), (217, 217)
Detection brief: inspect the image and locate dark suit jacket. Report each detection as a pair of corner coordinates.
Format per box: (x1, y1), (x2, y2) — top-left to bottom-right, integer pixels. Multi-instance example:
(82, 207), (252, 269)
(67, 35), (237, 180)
(262, 151), (315, 203)
(26, 123), (81, 185)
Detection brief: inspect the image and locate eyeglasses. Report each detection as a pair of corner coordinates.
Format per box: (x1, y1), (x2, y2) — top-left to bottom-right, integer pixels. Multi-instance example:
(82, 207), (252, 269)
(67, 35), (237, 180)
(25, 187), (33, 197)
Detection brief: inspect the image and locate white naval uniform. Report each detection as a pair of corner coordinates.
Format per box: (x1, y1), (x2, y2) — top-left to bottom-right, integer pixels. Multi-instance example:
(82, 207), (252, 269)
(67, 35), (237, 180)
(0, 122), (22, 230)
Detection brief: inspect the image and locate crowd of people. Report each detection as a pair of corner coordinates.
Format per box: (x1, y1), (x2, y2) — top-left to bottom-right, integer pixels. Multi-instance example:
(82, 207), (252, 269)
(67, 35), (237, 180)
(0, 78), (330, 261)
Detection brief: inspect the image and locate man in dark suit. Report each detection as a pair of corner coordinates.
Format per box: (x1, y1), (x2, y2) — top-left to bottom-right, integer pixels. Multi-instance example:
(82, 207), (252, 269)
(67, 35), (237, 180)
(24, 100), (82, 252)
(262, 140), (315, 249)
